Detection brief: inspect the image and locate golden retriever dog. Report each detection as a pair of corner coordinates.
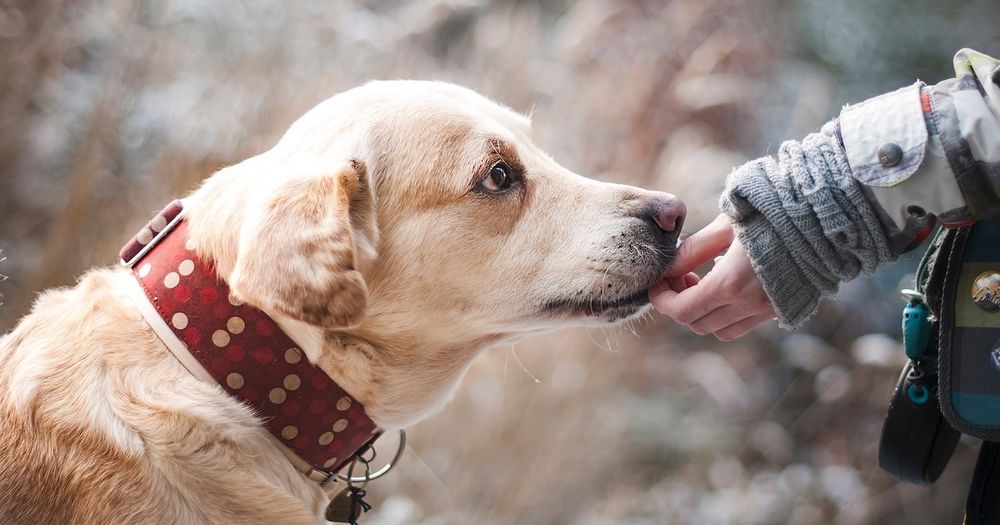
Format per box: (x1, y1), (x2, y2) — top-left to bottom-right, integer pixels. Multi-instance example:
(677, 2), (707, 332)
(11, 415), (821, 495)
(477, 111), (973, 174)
(0, 81), (684, 524)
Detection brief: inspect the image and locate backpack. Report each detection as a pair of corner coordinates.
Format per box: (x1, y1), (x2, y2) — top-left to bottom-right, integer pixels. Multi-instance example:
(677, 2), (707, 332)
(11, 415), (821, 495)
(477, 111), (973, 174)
(879, 217), (1000, 523)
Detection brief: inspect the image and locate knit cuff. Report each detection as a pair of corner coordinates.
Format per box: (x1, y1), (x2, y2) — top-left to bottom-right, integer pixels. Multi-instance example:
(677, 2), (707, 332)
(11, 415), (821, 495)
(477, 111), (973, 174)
(720, 119), (896, 329)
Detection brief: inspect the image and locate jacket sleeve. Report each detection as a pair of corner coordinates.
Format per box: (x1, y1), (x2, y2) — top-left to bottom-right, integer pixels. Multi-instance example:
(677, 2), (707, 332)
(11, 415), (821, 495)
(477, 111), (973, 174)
(719, 49), (1000, 328)
(840, 49), (1000, 249)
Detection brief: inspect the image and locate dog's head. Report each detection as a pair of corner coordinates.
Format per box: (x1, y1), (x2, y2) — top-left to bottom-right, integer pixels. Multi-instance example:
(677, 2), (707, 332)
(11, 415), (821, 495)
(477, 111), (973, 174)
(186, 81), (684, 423)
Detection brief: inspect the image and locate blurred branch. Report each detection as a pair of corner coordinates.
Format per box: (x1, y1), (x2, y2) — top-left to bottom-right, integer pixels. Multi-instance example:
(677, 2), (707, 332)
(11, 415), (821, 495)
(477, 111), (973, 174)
(0, 249), (7, 306)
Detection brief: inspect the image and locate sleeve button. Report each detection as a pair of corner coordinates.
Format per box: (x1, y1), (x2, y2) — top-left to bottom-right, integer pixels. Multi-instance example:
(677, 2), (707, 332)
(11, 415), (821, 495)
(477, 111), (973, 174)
(878, 143), (903, 167)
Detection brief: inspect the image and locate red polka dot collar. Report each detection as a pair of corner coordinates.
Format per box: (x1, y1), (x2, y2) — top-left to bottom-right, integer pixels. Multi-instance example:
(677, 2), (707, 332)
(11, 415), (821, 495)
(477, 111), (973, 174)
(120, 200), (380, 481)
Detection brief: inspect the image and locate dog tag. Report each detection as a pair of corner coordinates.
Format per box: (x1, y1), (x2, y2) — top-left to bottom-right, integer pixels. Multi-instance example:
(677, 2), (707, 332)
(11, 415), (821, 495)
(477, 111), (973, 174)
(325, 486), (372, 524)
(325, 486), (357, 523)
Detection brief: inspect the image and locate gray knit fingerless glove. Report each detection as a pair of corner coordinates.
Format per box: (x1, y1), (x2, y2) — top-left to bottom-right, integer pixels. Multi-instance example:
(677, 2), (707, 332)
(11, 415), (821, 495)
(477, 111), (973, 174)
(719, 120), (897, 328)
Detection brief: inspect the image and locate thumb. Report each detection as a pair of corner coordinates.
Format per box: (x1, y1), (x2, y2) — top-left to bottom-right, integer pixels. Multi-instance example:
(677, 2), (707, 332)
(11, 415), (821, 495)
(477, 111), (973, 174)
(665, 213), (734, 277)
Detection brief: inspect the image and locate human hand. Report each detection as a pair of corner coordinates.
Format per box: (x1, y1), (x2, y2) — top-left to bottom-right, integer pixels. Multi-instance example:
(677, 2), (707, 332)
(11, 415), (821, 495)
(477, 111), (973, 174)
(649, 214), (776, 341)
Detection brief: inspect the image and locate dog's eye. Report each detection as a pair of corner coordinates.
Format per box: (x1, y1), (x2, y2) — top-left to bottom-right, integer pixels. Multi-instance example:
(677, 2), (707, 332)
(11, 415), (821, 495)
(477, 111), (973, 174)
(482, 162), (513, 192)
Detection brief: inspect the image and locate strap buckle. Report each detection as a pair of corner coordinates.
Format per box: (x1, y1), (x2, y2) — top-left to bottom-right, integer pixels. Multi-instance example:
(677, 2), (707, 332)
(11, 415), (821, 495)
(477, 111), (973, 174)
(120, 200), (187, 268)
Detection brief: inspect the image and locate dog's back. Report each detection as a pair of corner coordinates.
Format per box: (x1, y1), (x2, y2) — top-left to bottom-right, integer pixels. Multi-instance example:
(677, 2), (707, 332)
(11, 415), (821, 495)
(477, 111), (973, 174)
(0, 270), (159, 523)
(0, 270), (326, 525)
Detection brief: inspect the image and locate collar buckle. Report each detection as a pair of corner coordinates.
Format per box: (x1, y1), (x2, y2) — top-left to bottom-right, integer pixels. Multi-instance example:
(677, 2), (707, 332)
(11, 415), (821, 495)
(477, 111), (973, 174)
(119, 199), (186, 268)
(337, 430), (406, 484)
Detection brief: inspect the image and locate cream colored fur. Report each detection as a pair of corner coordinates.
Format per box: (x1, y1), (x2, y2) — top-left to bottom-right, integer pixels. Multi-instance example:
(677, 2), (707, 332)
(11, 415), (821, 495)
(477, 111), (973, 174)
(0, 81), (680, 524)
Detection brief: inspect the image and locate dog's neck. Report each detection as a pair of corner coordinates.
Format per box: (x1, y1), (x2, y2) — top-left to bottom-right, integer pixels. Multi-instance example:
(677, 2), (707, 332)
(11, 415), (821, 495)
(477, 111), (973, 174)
(272, 317), (493, 430)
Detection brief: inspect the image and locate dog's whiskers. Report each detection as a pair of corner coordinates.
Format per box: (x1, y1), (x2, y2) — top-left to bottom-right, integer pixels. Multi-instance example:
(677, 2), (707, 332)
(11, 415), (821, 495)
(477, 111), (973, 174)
(508, 345), (541, 384)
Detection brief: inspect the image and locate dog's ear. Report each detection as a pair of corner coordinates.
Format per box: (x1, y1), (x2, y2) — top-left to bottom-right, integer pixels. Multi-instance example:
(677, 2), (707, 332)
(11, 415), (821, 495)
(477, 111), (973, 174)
(229, 160), (378, 328)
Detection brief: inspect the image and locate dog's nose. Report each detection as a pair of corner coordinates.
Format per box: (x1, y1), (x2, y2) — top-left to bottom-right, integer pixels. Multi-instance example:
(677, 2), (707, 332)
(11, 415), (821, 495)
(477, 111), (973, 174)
(647, 195), (686, 237)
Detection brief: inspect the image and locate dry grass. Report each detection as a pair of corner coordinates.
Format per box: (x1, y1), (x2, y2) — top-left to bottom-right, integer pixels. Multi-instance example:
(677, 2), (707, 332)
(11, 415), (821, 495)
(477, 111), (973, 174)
(1, 1), (995, 523)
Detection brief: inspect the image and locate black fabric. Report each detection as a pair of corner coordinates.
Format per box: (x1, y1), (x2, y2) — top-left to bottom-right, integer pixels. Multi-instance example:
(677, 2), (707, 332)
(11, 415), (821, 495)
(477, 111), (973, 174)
(878, 358), (960, 484)
(966, 441), (1000, 525)
(924, 226), (956, 315)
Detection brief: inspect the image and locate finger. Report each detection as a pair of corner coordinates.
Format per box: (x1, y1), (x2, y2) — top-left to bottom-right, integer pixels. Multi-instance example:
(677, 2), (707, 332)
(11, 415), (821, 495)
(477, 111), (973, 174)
(667, 275), (688, 292)
(649, 278), (726, 324)
(688, 303), (761, 336)
(665, 214), (735, 277)
(663, 272), (700, 292)
(714, 312), (776, 342)
(650, 275), (673, 295)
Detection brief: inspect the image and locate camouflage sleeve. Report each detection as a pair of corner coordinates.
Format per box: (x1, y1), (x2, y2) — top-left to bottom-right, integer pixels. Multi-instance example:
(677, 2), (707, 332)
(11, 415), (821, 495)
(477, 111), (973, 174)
(839, 48), (1000, 253)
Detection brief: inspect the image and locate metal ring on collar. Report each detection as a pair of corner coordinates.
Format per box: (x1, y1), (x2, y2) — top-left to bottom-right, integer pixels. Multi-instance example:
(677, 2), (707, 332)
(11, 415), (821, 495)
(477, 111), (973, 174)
(338, 429), (406, 483)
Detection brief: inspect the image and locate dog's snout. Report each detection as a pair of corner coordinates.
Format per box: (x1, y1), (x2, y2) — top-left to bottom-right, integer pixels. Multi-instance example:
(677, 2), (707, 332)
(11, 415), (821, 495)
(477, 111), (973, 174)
(647, 195), (686, 237)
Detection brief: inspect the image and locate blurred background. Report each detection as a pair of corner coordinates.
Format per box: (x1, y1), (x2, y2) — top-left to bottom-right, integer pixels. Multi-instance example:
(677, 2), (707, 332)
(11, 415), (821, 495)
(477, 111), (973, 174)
(1, 0), (998, 523)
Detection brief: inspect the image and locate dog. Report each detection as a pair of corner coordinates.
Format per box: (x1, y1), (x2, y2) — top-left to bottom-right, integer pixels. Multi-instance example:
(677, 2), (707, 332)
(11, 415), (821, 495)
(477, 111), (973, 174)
(0, 80), (685, 524)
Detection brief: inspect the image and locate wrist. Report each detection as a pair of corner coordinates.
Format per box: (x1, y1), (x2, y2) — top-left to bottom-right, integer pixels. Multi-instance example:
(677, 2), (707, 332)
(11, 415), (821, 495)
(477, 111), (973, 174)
(729, 215), (820, 328)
